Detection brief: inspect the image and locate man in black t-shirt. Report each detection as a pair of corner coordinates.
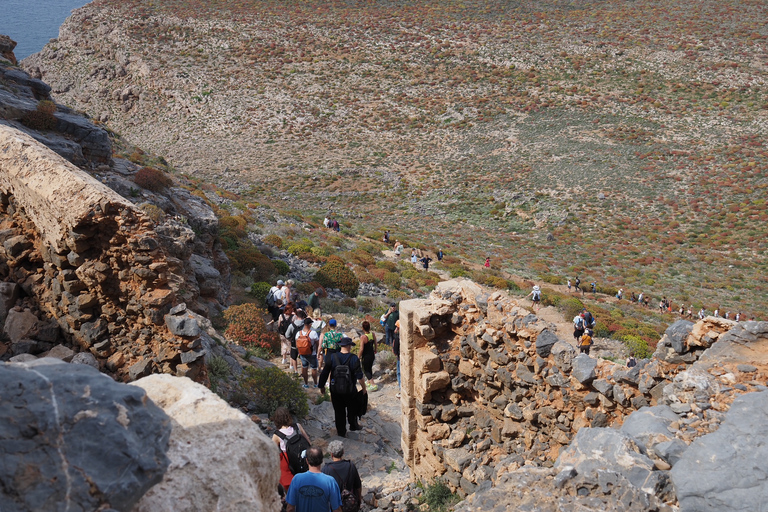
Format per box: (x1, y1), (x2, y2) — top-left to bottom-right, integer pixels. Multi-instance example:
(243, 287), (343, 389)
(322, 440), (362, 511)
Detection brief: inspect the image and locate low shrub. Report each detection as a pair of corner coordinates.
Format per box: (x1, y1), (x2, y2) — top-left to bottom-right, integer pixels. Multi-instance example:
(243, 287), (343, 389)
(250, 281), (272, 305)
(297, 280), (322, 295)
(140, 203), (165, 224)
(419, 479), (458, 512)
(357, 297), (376, 312)
(238, 366), (308, 417)
(375, 349), (397, 372)
(383, 272), (401, 289)
(21, 100), (57, 131)
(315, 259), (360, 297)
(541, 274), (565, 285)
(263, 234), (283, 248)
(272, 259), (290, 276)
(228, 245), (275, 279)
(311, 246), (331, 257)
(485, 276), (509, 290)
(134, 166), (173, 192)
(287, 242), (313, 256)
(621, 334), (652, 359)
(388, 290), (410, 301)
(560, 297), (586, 319)
(223, 303), (280, 353)
(375, 260), (398, 272)
(597, 284), (619, 297)
(355, 267), (379, 284)
(346, 249), (375, 267)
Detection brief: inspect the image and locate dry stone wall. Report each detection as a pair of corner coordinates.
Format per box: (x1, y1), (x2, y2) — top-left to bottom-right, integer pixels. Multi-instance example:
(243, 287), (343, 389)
(0, 125), (212, 380)
(398, 279), (760, 495)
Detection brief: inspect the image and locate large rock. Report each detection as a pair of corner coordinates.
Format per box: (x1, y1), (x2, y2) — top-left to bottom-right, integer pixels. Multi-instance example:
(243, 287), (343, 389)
(664, 319), (694, 354)
(130, 374), (281, 512)
(556, 427), (665, 496)
(571, 353), (597, 384)
(534, 328), (558, 357)
(671, 391), (768, 512)
(0, 358), (171, 511)
(620, 405), (679, 455)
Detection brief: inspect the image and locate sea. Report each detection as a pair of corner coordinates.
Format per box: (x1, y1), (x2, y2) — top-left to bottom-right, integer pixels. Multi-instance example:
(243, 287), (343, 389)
(0, 0), (92, 61)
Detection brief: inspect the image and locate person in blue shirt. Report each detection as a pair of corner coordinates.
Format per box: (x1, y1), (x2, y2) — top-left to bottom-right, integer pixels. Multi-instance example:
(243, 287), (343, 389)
(286, 446), (342, 512)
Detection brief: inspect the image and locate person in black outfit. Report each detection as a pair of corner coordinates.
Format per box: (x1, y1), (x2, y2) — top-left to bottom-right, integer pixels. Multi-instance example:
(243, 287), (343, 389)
(319, 337), (367, 437)
(322, 440), (362, 510)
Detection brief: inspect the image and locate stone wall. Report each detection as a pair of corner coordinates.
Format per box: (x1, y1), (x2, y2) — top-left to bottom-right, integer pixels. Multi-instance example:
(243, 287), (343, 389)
(0, 124), (212, 380)
(398, 279), (754, 494)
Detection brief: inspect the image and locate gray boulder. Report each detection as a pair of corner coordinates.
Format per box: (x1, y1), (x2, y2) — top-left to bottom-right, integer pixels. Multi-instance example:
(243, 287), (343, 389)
(0, 358), (171, 511)
(571, 353), (597, 384)
(671, 391), (768, 512)
(664, 319), (694, 354)
(534, 329), (559, 357)
(550, 340), (577, 373)
(620, 405), (679, 455)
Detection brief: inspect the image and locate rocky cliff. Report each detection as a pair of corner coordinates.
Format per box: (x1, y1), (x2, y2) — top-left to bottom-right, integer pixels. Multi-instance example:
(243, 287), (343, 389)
(0, 40), (231, 380)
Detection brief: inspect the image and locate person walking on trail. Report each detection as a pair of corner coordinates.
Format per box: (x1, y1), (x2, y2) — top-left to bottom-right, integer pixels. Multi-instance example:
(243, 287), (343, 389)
(266, 280), (286, 328)
(359, 321), (378, 392)
(322, 440), (362, 512)
(384, 303), (399, 346)
(526, 285), (542, 311)
(590, 282), (597, 294)
(617, 289), (623, 300)
(574, 277), (581, 294)
(286, 447), (342, 512)
(579, 329), (594, 355)
(272, 407), (311, 494)
(573, 313), (586, 345)
(319, 337), (367, 438)
(567, 279), (572, 293)
(437, 249), (443, 261)
(484, 257), (490, 269)
(285, 309), (309, 374)
(383, 230), (390, 244)
(306, 287), (326, 319)
(420, 255), (432, 271)
(582, 308), (596, 330)
(393, 240), (403, 256)
(410, 249), (418, 264)
(319, 318), (343, 368)
(296, 318), (320, 388)
(278, 304), (296, 366)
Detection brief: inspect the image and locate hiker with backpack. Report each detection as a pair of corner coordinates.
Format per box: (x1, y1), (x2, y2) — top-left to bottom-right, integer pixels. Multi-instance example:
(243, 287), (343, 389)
(285, 310), (309, 375)
(573, 313), (586, 344)
(393, 240), (403, 256)
(579, 329), (594, 355)
(272, 406), (312, 493)
(266, 280), (286, 327)
(484, 257), (490, 269)
(383, 302), (399, 346)
(358, 321), (378, 392)
(582, 308), (596, 330)
(285, 446), (342, 512)
(318, 337), (367, 438)
(319, 318), (343, 368)
(526, 285), (542, 311)
(322, 440), (362, 512)
(296, 318), (320, 388)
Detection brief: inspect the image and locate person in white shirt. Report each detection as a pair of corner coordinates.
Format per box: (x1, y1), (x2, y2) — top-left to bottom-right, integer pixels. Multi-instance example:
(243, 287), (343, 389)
(296, 318), (320, 388)
(267, 280), (286, 326)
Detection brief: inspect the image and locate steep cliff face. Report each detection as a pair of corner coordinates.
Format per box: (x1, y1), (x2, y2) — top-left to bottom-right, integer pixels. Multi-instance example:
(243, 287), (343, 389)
(0, 44), (231, 379)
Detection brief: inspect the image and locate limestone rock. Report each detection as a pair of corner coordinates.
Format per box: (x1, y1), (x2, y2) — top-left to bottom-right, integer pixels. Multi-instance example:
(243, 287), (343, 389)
(620, 405), (679, 455)
(0, 358), (171, 511)
(671, 391), (768, 512)
(571, 354), (597, 384)
(534, 328), (559, 357)
(130, 374), (281, 512)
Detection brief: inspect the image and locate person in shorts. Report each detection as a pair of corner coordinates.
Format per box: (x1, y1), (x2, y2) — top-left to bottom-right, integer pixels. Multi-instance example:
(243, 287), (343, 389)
(296, 317), (320, 388)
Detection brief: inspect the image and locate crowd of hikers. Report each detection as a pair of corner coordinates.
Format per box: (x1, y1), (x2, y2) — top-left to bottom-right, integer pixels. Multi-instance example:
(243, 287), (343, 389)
(266, 277), (403, 512)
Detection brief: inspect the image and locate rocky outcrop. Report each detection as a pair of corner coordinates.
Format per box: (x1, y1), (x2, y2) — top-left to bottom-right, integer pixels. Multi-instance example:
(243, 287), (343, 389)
(0, 124), (225, 380)
(400, 279), (768, 506)
(0, 35), (17, 65)
(0, 358), (171, 511)
(130, 374), (281, 512)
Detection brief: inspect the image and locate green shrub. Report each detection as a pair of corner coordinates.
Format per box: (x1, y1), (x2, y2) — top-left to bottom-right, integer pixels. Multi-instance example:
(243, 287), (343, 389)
(383, 271), (401, 289)
(541, 274), (565, 285)
(263, 234), (283, 248)
(560, 297), (586, 319)
(597, 284), (619, 297)
(207, 355), (230, 382)
(223, 303), (280, 353)
(311, 246), (330, 257)
(229, 245), (275, 278)
(485, 276), (508, 290)
(239, 366), (308, 417)
(357, 297), (376, 312)
(250, 281), (272, 304)
(389, 290), (410, 301)
(376, 349), (397, 372)
(315, 259), (360, 297)
(272, 259), (290, 275)
(419, 479), (458, 512)
(621, 334), (652, 359)
(376, 260), (398, 272)
(134, 167), (173, 192)
(287, 242), (313, 256)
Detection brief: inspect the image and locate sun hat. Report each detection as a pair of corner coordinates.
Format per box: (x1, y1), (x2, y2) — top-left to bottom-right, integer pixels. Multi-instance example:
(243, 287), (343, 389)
(338, 337), (356, 347)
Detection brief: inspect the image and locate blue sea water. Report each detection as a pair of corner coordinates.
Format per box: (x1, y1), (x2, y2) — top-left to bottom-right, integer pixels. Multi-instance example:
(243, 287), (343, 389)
(0, 0), (92, 61)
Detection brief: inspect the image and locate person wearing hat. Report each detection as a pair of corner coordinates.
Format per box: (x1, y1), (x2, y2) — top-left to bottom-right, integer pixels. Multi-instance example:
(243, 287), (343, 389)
(526, 285), (542, 311)
(319, 337), (367, 437)
(266, 280), (286, 327)
(319, 318), (343, 367)
(383, 303), (399, 346)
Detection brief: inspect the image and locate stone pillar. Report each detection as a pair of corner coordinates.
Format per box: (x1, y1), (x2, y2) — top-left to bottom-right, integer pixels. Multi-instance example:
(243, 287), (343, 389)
(399, 298), (420, 478)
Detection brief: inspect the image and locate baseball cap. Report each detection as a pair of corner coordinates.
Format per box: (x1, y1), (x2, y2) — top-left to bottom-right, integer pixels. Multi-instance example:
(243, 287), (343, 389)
(277, 280), (285, 286)
(329, 319), (337, 327)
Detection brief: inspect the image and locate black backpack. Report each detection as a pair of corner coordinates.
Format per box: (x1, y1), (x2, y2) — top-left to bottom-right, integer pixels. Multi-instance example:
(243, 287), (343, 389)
(330, 462), (360, 512)
(584, 311), (595, 328)
(275, 425), (310, 475)
(266, 289), (277, 308)
(331, 353), (357, 395)
(278, 315), (292, 336)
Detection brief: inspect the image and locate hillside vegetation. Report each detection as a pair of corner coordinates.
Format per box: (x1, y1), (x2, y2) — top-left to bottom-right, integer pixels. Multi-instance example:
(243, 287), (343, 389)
(24, 0), (768, 316)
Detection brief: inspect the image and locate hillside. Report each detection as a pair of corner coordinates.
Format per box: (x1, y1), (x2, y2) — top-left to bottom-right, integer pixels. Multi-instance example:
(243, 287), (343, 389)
(22, 0), (768, 316)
